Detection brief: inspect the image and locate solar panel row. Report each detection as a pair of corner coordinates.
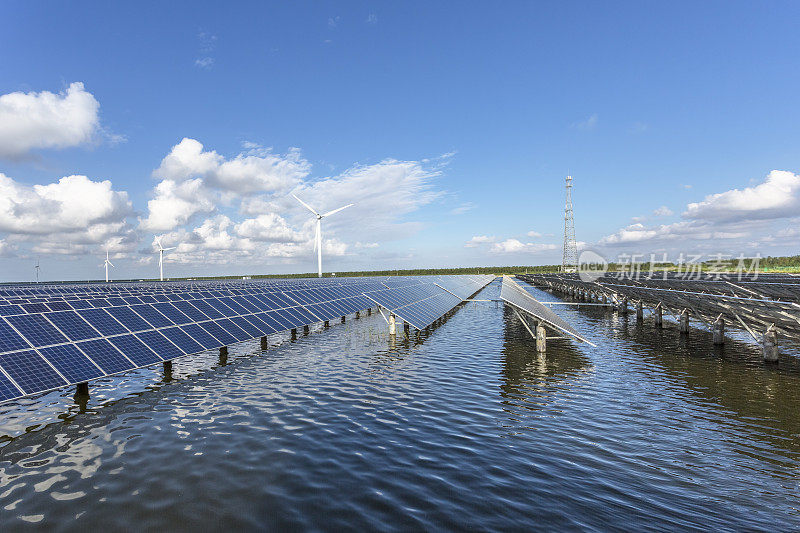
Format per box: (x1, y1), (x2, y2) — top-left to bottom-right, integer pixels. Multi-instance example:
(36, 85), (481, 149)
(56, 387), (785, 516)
(0, 275), (494, 404)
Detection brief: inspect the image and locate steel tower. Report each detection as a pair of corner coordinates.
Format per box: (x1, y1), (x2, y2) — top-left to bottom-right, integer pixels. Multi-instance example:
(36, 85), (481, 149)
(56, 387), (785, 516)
(562, 175), (578, 272)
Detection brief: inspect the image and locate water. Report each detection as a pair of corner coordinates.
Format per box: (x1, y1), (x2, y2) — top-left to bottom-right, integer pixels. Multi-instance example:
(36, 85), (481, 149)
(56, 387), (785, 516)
(2, 280), (800, 531)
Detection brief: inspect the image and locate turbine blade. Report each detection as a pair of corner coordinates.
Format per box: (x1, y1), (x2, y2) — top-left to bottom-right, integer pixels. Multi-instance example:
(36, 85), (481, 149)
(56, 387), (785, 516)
(108, 261), (115, 267)
(321, 203), (354, 218)
(292, 194), (319, 216)
(164, 247), (177, 251)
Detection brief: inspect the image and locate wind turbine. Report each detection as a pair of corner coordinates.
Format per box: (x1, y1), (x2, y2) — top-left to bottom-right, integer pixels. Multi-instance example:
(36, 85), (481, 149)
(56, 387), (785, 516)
(292, 194), (353, 278)
(34, 260), (40, 283)
(155, 237), (176, 281)
(103, 250), (115, 283)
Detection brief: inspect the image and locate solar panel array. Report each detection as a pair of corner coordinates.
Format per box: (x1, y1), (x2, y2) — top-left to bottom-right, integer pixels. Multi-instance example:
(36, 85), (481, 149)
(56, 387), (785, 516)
(0, 274), (494, 404)
(519, 272), (800, 341)
(500, 276), (594, 345)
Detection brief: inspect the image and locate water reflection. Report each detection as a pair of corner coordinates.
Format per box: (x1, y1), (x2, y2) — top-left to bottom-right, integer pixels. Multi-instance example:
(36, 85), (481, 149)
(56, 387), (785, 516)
(499, 306), (592, 431)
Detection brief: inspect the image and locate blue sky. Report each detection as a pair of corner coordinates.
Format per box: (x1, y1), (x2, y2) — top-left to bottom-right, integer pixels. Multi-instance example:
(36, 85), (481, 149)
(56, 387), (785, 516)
(1, 1), (799, 281)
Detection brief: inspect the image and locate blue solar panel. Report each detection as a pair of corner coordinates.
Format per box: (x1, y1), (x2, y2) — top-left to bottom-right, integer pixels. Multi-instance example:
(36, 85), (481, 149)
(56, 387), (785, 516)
(199, 321), (237, 346)
(241, 314), (272, 335)
(131, 304), (173, 328)
(47, 301), (73, 312)
(107, 306), (156, 332)
(77, 308), (128, 336)
(45, 311), (100, 342)
(5, 314), (68, 348)
(219, 297), (250, 315)
(109, 335), (162, 366)
(0, 350), (66, 394)
(229, 316), (263, 338)
(215, 318), (251, 342)
(0, 304), (25, 316)
(39, 344), (104, 383)
(135, 330), (183, 360)
(189, 299), (224, 319)
(0, 318), (32, 352)
(152, 303), (191, 325)
(0, 370), (22, 401)
(180, 323), (222, 350)
(172, 301), (211, 322)
(205, 299), (238, 318)
(22, 303), (50, 313)
(160, 327), (204, 355)
(76, 339), (135, 375)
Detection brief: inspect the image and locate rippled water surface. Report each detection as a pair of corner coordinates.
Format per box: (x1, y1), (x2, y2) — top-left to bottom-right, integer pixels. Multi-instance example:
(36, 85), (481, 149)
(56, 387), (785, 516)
(2, 280), (800, 531)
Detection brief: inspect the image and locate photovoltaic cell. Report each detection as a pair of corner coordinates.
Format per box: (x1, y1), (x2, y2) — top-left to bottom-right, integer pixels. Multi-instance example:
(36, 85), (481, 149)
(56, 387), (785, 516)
(180, 323), (223, 350)
(5, 314), (68, 348)
(160, 327), (204, 355)
(45, 311), (100, 342)
(77, 308), (128, 336)
(135, 330), (183, 360)
(0, 350), (66, 394)
(39, 344), (104, 383)
(0, 319), (32, 353)
(76, 339), (135, 375)
(0, 371), (22, 401)
(110, 335), (162, 366)
(199, 321), (237, 346)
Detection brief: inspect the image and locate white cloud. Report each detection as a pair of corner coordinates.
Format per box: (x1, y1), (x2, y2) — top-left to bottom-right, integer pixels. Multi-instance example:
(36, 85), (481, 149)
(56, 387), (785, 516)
(465, 235), (496, 248)
(141, 138), (310, 231)
(527, 230), (542, 238)
(490, 239), (557, 254)
(653, 206), (673, 217)
(195, 57), (214, 69)
(450, 202), (475, 215)
(0, 82), (100, 159)
(235, 213), (304, 242)
(684, 170), (800, 222)
(572, 113), (598, 131)
(0, 173), (135, 255)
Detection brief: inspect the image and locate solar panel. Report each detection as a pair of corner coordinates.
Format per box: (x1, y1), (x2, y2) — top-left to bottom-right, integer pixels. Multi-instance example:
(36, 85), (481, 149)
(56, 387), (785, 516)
(501, 276), (595, 346)
(0, 275), (495, 404)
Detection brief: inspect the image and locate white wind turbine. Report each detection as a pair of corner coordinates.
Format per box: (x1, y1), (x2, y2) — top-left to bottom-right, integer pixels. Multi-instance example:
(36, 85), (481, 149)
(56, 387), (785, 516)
(155, 237), (176, 281)
(34, 259), (41, 283)
(292, 194), (353, 278)
(103, 250), (115, 283)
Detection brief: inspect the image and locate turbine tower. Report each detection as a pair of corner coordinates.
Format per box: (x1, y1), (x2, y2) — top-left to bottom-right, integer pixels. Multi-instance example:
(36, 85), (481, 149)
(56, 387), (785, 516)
(155, 237), (176, 281)
(34, 259), (41, 283)
(562, 175), (579, 273)
(292, 194), (353, 278)
(103, 250), (115, 283)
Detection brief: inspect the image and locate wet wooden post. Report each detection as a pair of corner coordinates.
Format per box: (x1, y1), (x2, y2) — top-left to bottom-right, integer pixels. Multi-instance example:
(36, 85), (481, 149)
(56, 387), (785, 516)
(291, 328), (297, 340)
(389, 313), (396, 336)
(341, 315), (346, 323)
(404, 322), (411, 336)
(324, 320), (329, 328)
(303, 324), (310, 334)
(713, 317), (724, 345)
(636, 301), (643, 322)
(618, 297), (628, 314)
(367, 308), (372, 316)
(260, 336), (268, 350)
(762, 325), (778, 362)
(163, 360), (173, 373)
(679, 309), (690, 334)
(536, 324), (547, 352)
(75, 382), (89, 396)
(654, 303), (663, 328)
(355, 311), (360, 319)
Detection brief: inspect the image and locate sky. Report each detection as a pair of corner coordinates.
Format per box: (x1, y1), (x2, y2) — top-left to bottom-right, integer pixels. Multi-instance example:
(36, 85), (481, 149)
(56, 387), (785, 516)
(1, 1), (799, 282)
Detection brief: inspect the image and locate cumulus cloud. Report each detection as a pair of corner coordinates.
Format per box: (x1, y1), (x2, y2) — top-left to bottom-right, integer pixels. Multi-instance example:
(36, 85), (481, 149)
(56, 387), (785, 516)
(527, 230), (542, 238)
(141, 138), (310, 231)
(465, 235), (496, 248)
(684, 170), (800, 222)
(490, 239), (557, 254)
(0, 173), (135, 256)
(653, 206), (673, 217)
(0, 82), (101, 159)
